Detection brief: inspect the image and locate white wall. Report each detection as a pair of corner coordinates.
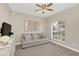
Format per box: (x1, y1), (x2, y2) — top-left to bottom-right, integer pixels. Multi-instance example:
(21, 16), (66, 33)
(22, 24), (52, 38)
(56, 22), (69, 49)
(46, 4), (79, 51)
(0, 4), (11, 28)
(11, 11), (46, 44)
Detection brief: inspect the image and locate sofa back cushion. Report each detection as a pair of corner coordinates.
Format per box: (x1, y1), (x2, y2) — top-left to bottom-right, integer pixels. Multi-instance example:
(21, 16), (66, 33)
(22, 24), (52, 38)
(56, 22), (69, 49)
(38, 33), (46, 39)
(31, 33), (38, 39)
(22, 33), (31, 40)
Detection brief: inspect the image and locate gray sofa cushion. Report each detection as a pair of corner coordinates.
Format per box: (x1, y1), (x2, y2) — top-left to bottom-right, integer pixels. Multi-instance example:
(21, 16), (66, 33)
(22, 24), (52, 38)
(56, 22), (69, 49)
(22, 33), (32, 40)
(31, 33), (38, 39)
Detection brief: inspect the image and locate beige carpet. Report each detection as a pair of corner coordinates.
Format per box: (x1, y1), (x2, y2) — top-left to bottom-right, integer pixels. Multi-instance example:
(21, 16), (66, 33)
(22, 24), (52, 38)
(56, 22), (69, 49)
(15, 42), (79, 56)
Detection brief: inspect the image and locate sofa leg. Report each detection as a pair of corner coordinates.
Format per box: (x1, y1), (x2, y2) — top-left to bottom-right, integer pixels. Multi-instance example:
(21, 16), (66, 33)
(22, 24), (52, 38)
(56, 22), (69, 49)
(22, 48), (25, 49)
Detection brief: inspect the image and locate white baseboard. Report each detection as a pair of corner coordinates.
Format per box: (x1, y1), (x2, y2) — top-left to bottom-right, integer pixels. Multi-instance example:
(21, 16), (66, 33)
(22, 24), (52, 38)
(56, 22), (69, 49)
(49, 40), (79, 53)
(16, 42), (21, 45)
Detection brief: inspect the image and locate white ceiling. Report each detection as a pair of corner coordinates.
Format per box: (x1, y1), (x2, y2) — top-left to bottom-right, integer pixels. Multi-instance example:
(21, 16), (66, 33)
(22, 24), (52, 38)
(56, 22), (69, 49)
(8, 3), (78, 18)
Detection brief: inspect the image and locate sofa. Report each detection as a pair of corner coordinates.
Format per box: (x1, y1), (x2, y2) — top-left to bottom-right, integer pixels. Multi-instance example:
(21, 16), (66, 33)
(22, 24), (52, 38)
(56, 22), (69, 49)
(21, 32), (48, 48)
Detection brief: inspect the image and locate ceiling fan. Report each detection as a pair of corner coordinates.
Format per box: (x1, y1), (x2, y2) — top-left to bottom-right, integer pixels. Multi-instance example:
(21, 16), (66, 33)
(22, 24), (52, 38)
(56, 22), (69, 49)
(35, 3), (53, 14)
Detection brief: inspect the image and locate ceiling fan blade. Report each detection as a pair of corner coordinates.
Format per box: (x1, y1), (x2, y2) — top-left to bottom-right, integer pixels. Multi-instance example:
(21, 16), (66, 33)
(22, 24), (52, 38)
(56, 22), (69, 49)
(47, 9), (53, 11)
(35, 9), (41, 11)
(47, 3), (53, 7)
(36, 4), (41, 7)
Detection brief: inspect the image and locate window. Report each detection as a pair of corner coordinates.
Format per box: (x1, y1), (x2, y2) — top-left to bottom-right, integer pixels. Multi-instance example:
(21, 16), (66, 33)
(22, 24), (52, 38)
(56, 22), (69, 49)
(25, 20), (40, 32)
(51, 21), (65, 41)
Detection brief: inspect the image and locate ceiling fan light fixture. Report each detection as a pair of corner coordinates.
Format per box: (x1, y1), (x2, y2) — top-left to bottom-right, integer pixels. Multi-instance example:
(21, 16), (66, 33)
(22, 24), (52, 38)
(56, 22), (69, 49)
(35, 3), (53, 14)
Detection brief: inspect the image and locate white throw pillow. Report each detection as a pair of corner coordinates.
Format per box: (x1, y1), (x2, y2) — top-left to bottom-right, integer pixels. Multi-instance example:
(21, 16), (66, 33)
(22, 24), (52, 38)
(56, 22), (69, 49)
(31, 33), (38, 39)
(23, 34), (31, 40)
